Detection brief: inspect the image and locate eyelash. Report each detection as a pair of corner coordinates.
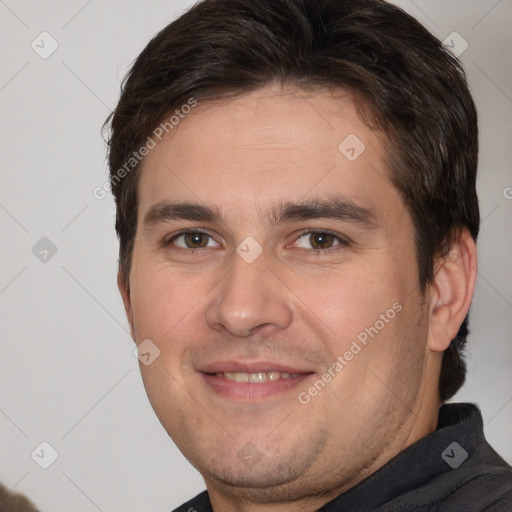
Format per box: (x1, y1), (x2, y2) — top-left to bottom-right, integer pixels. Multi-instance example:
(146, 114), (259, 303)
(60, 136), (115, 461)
(163, 228), (351, 254)
(293, 229), (351, 253)
(163, 228), (219, 252)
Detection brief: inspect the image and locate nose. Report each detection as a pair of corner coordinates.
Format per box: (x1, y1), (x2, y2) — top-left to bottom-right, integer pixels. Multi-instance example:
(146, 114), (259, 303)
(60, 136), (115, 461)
(205, 252), (293, 338)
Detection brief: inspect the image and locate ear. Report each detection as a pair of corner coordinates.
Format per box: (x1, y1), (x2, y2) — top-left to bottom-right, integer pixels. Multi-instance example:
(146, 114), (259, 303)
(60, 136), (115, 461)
(117, 268), (135, 341)
(427, 229), (478, 353)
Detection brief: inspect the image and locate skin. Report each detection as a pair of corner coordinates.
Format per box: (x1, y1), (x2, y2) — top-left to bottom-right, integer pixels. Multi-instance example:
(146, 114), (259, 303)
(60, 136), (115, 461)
(118, 84), (477, 511)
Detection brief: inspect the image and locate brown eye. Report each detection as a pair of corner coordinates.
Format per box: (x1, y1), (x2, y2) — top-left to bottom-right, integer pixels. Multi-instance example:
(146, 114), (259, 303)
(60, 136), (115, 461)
(309, 232), (335, 249)
(184, 232), (209, 248)
(170, 231), (217, 249)
(294, 231), (347, 251)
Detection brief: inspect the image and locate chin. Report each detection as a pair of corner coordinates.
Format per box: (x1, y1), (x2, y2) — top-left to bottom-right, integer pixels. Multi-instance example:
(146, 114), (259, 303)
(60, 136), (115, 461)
(193, 438), (320, 491)
(203, 460), (335, 505)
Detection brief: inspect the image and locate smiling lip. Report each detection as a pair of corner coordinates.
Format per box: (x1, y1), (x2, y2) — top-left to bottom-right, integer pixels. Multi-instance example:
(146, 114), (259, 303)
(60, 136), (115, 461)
(198, 361), (315, 401)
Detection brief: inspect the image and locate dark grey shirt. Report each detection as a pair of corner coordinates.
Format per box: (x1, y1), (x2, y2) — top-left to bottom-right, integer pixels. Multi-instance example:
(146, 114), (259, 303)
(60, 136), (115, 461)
(173, 403), (512, 511)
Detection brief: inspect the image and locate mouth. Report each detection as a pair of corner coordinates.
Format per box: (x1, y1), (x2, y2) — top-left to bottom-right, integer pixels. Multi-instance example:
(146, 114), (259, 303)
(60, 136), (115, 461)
(215, 371), (303, 383)
(198, 362), (315, 401)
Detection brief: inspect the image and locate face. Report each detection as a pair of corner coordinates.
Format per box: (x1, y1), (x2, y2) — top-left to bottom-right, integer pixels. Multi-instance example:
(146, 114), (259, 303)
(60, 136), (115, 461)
(121, 85), (437, 505)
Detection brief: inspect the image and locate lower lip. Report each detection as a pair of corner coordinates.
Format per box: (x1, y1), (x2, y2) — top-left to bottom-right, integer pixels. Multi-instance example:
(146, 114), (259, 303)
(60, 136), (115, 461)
(200, 373), (314, 401)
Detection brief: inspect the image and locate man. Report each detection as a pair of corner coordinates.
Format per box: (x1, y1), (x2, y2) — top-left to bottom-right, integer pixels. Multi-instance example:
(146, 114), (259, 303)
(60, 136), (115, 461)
(104, 0), (512, 510)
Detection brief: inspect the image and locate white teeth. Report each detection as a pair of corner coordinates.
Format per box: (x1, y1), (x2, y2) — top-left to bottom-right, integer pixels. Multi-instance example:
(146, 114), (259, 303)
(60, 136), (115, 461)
(224, 372), (249, 383)
(249, 372), (267, 383)
(220, 371), (302, 383)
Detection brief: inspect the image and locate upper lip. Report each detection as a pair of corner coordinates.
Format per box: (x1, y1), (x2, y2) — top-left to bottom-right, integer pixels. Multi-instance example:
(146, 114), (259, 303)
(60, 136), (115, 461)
(198, 361), (315, 374)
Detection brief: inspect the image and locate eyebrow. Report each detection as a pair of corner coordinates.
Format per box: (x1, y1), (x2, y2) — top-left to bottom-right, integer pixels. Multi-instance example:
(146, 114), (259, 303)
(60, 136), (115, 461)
(143, 197), (378, 230)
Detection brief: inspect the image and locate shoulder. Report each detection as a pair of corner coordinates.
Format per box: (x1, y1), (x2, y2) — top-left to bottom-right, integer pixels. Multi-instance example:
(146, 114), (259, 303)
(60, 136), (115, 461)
(442, 459), (512, 511)
(415, 446), (512, 512)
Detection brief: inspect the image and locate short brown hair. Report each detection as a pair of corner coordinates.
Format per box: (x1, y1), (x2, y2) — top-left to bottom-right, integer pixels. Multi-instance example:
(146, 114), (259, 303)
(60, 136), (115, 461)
(104, 0), (479, 400)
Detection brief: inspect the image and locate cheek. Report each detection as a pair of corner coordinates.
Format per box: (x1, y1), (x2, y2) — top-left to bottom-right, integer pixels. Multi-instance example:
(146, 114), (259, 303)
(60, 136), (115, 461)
(130, 265), (208, 343)
(290, 263), (397, 342)
(288, 260), (413, 396)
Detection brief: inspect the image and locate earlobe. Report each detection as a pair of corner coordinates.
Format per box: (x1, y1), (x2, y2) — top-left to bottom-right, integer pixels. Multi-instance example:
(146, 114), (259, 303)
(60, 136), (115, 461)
(427, 229), (478, 353)
(117, 269), (135, 341)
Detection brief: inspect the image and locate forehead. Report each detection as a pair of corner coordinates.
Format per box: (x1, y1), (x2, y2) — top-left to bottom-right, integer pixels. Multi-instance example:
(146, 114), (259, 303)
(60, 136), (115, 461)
(137, 85), (400, 226)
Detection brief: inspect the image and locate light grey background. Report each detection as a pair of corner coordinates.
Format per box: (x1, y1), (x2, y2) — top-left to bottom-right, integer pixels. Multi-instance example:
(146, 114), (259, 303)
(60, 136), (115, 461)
(0, 1), (510, 510)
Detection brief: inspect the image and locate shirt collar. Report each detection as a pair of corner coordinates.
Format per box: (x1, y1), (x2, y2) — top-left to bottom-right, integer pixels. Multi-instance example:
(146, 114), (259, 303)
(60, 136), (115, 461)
(319, 403), (484, 511)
